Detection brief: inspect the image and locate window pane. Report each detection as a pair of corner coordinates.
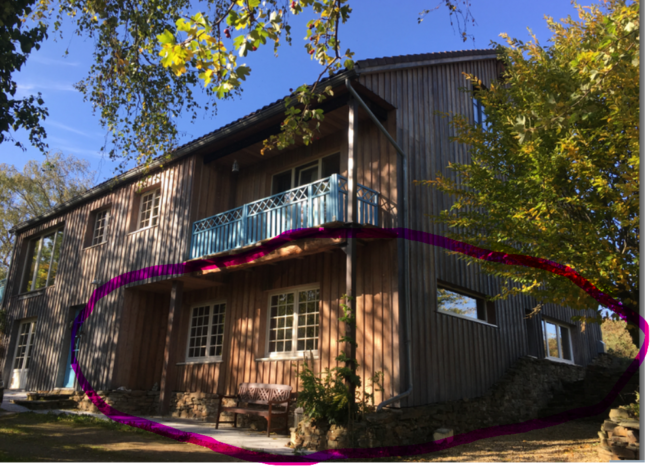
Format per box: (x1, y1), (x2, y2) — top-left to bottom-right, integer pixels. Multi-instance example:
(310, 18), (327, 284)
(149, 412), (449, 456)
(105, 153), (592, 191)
(545, 322), (560, 358)
(23, 241), (40, 292)
(93, 210), (108, 245)
(437, 287), (481, 320)
(187, 306), (211, 359)
(34, 233), (55, 290)
(560, 326), (572, 361)
(321, 153), (340, 179)
(272, 170), (292, 195)
(47, 230), (64, 286)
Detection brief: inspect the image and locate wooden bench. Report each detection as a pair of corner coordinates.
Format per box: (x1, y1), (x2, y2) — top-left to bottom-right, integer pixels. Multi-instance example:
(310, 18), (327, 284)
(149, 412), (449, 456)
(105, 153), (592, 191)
(215, 383), (293, 437)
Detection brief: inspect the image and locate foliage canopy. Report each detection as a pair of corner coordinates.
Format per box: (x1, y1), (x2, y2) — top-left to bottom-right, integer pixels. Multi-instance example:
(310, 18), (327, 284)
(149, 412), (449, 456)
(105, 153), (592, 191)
(420, 0), (639, 321)
(0, 153), (95, 280)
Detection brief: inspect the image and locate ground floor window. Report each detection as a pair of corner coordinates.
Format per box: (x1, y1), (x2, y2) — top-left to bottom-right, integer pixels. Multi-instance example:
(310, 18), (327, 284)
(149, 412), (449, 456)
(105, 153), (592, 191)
(11, 319), (37, 389)
(542, 318), (573, 363)
(267, 287), (320, 357)
(186, 302), (226, 362)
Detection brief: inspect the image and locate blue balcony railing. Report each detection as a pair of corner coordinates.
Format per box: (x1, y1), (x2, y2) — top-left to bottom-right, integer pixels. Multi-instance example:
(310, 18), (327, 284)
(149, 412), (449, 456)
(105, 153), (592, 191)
(189, 174), (379, 259)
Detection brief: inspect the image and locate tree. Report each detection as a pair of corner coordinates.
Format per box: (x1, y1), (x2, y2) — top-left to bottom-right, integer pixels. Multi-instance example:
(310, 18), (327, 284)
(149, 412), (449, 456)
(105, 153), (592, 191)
(6, 0), (474, 168)
(419, 0), (639, 331)
(0, 0), (49, 151)
(601, 318), (638, 359)
(0, 153), (95, 280)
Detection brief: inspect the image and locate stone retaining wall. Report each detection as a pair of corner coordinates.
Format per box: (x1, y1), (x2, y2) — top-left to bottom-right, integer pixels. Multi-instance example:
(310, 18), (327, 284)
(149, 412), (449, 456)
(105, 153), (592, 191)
(72, 389), (160, 416)
(294, 355), (587, 450)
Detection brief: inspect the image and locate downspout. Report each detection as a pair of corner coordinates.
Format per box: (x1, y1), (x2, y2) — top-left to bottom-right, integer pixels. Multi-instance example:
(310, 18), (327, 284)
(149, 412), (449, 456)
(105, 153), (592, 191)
(344, 79), (413, 411)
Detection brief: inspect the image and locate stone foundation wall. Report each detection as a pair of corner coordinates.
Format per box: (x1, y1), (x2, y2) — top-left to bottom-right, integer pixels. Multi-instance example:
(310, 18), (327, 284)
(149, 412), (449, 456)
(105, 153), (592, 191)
(168, 392), (298, 433)
(294, 355), (587, 450)
(72, 389), (160, 415)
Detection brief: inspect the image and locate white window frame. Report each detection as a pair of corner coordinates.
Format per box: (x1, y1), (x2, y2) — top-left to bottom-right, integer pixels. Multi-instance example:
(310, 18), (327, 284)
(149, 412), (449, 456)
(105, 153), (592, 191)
(138, 188), (161, 230)
(12, 318), (37, 371)
(271, 152), (340, 194)
(541, 318), (574, 364)
(21, 227), (65, 293)
(265, 283), (320, 359)
(92, 208), (110, 246)
(185, 301), (227, 363)
(436, 284), (494, 326)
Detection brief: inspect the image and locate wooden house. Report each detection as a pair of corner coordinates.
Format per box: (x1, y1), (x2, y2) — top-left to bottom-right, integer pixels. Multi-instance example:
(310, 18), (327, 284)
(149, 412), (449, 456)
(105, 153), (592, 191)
(0, 49), (602, 413)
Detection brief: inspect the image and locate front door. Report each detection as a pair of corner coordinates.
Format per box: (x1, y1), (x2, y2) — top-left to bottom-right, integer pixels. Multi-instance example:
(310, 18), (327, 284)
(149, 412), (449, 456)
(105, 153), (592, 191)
(10, 320), (36, 389)
(63, 309), (82, 388)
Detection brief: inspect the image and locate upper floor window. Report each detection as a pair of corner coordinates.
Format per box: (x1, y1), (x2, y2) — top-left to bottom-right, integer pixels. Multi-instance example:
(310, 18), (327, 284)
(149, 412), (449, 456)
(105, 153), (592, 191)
(92, 209), (110, 246)
(437, 284), (496, 325)
(138, 188), (161, 229)
(473, 97), (486, 129)
(22, 228), (64, 293)
(267, 286), (320, 357)
(186, 302), (227, 362)
(271, 153), (340, 195)
(542, 319), (573, 363)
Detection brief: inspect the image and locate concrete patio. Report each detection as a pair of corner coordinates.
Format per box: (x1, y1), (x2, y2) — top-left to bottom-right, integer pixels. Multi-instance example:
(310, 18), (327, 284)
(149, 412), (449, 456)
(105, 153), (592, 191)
(1, 390), (295, 456)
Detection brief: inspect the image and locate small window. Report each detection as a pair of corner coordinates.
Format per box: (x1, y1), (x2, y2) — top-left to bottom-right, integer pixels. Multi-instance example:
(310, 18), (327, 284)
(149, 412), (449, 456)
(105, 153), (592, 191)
(267, 287), (319, 357)
(473, 97), (486, 128)
(22, 228), (64, 293)
(542, 319), (573, 363)
(186, 303), (227, 362)
(138, 189), (161, 230)
(437, 285), (495, 324)
(92, 209), (110, 246)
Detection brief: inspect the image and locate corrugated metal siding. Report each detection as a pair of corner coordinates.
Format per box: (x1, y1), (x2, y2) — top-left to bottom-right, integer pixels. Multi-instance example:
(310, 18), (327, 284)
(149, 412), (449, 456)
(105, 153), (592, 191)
(361, 59), (602, 407)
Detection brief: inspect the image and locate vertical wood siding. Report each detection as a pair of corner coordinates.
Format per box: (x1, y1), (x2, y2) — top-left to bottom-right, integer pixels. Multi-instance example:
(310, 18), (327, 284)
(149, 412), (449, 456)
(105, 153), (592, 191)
(171, 244), (400, 403)
(360, 59), (602, 407)
(1, 158), (195, 391)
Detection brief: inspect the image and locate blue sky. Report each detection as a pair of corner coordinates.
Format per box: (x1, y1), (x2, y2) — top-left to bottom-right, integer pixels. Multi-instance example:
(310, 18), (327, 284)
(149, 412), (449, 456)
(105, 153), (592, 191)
(1, 0), (612, 182)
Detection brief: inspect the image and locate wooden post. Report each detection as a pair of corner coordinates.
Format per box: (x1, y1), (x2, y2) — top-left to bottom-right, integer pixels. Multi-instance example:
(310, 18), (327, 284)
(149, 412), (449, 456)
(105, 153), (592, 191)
(345, 96), (358, 407)
(159, 280), (184, 416)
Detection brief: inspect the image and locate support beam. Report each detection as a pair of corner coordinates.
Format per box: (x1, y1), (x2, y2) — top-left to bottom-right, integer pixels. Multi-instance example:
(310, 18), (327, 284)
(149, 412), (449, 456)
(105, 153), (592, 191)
(345, 95), (359, 407)
(159, 280), (184, 416)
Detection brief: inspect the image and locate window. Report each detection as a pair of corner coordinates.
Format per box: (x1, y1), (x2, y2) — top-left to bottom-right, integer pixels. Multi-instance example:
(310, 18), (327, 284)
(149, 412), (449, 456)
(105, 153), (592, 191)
(13, 320), (36, 371)
(22, 228), (64, 293)
(267, 287), (319, 357)
(92, 209), (110, 246)
(186, 303), (226, 362)
(437, 285), (495, 325)
(542, 319), (573, 363)
(472, 84), (489, 131)
(138, 189), (161, 229)
(271, 153), (340, 195)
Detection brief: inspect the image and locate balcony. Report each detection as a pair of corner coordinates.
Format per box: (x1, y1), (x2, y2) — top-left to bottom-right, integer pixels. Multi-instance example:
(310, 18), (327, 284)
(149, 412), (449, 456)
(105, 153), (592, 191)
(189, 174), (379, 259)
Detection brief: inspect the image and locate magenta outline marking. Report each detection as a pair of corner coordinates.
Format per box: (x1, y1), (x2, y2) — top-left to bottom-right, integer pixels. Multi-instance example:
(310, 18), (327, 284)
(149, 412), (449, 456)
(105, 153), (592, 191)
(70, 227), (646, 464)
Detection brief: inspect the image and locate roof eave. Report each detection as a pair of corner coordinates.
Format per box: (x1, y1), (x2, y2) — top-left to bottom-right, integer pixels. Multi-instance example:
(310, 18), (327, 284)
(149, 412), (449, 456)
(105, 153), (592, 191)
(11, 68), (359, 235)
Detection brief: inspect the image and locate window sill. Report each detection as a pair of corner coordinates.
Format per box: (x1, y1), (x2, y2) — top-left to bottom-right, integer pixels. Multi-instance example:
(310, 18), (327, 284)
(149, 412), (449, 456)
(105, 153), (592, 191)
(544, 357), (577, 366)
(438, 310), (498, 328)
(127, 224), (159, 236)
(256, 354), (319, 362)
(84, 241), (107, 251)
(177, 359), (222, 365)
(18, 290), (46, 300)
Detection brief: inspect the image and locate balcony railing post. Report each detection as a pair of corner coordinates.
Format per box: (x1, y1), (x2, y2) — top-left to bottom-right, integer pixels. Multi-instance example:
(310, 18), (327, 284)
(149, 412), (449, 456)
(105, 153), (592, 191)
(329, 174), (339, 222)
(240, 204), (249, 248)
(307, 183), (313, 228)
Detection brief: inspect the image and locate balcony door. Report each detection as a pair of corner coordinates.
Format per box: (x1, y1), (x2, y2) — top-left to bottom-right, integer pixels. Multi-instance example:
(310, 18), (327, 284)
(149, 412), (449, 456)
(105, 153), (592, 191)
(63, 308), (83, 388)
(10, 320), (36, 389)
(271, 153), (340, 196)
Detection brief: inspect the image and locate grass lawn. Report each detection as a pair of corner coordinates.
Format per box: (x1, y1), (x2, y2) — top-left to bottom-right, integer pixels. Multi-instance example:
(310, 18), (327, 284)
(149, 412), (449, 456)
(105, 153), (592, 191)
(0, 410), (606, 462)
(0, 411), (243, 462)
